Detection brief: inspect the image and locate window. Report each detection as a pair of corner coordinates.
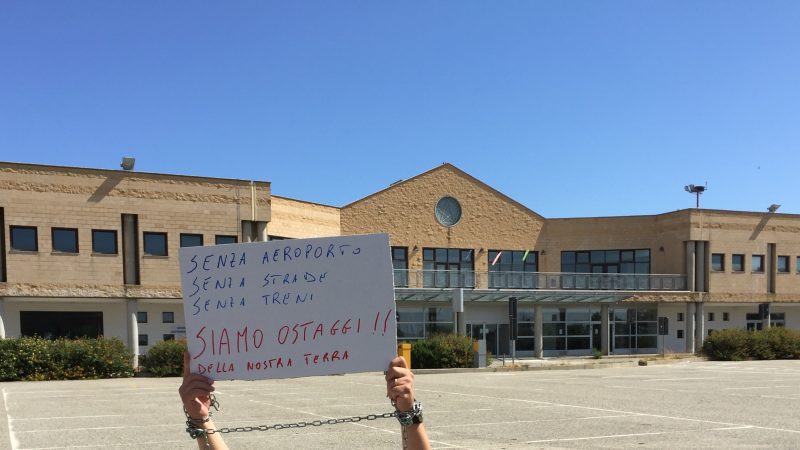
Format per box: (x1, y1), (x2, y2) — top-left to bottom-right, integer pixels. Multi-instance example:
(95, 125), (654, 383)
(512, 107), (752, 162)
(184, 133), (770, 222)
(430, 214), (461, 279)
(162, 311), (174, 323)
(92, 229), (118, 254)
(732, 254), (744, 272)
(797, 256), (800, 273)
(215, 235), (237, 245)
(488, 250), (538, 288)
(52, 228), (78, 253)
(752, 255), (765, 273)
(711, 253), (725, 272)
(422, 248), (474, 288)
(136, 312), (148, 323)
(677, 329), (684, 339)
(392, 247), (408, 287)
(677, 312), (684, 322)
(708, 312), (715, 322)
(138, 334), (149, 346)
(723, 312), (729, 321)
(10, 226), (38, 252)
(397, 307), (454, 340)
(143, 232), (168, 256)
(21, 311), (102, 338)
(561, 249), (650, 274)
(163, 334), (175, 341)
(180, 233), (203, 247)
(777, 256), (789, 273)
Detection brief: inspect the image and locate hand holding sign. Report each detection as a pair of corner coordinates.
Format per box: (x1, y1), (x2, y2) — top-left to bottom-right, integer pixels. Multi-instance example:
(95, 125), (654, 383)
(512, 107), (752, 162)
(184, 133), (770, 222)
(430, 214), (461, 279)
(179, 234), (397, 380)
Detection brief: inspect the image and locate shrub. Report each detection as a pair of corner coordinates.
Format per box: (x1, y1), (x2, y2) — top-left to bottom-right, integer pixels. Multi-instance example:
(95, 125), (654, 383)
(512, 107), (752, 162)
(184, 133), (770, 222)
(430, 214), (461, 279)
(141, 339), (187, 376)
(702, 329), (751, 361)
(0, 336), (134, 381)
(411, 334), (474, 369)
(702, 327), (800, 361)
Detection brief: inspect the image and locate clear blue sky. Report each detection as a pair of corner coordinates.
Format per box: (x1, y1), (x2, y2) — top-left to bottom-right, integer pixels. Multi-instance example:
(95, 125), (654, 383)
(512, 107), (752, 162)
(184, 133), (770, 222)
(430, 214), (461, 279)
(1, 2), (798, 217)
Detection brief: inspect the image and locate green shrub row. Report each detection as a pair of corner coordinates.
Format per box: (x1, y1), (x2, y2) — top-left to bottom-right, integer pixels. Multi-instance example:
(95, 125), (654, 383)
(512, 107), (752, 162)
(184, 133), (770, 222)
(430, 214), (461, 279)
(140, 338), (187, 376)
(0, 337), (134, 381)
(702, 327), (800, 361)
(411, 333), (474, 369)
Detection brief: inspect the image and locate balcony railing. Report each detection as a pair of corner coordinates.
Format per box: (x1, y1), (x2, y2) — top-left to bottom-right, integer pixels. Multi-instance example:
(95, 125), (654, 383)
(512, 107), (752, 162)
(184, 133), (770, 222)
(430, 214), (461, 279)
(394, 270), (686, 291)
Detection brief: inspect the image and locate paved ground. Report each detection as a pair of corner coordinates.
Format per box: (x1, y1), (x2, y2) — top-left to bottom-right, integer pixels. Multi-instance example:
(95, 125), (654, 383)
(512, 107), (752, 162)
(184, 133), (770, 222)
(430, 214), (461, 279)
(1, 359), (799, 449)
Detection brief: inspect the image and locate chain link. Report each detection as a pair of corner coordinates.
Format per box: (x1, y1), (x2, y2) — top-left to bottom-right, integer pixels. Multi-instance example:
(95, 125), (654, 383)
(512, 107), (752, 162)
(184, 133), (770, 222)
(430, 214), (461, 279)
(194, 411), (398, 436)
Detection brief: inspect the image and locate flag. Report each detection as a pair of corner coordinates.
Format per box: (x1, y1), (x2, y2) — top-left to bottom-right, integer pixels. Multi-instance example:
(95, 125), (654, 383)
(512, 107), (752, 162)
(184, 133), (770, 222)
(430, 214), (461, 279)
(522, 250), (530, 262)
(491, 251), (503, 266)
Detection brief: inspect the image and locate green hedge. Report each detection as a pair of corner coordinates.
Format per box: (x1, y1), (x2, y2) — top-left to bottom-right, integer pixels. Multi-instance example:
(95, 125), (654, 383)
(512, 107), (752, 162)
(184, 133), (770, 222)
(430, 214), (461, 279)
(702, 327), (800, 361)
(0, 336), (134, 381)
(140, 339), (187, 377)
(411, 334), (474, 369)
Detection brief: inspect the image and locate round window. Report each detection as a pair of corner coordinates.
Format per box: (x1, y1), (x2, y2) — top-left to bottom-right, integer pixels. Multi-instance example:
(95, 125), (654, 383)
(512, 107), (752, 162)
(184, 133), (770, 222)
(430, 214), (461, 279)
(435, 196), (462, 227)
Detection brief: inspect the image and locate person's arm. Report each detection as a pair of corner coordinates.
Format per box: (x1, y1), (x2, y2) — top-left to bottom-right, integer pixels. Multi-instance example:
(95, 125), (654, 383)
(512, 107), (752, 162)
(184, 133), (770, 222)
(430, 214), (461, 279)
(386, 356), (432, 450)
(179, 352), (230, 450)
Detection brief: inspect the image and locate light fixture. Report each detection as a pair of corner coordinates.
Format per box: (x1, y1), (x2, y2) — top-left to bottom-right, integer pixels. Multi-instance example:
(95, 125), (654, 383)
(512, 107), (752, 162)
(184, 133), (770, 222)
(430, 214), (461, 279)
(121, 157), (135, 171)
(659, 246), (665, 252)
(768, 204), (781, 213)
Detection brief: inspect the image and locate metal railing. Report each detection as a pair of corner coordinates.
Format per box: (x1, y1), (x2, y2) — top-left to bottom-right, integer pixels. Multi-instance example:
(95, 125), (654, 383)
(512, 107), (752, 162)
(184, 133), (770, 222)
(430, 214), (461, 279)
(393, 270), (686, 291)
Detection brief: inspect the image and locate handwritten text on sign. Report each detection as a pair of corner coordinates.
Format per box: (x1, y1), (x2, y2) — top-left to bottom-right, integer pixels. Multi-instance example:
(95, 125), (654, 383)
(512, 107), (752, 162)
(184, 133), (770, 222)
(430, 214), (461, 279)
(179, 234), (397, 380)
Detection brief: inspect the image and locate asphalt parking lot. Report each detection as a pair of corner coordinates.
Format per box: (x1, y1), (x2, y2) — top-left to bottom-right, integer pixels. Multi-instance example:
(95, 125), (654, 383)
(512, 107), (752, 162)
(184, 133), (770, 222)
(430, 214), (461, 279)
(1, 359), (799, 449)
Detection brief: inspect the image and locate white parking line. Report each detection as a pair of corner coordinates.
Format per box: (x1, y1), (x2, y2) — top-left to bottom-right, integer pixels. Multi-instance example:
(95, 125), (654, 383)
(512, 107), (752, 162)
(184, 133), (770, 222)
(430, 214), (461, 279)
(412, 386), (800, 435)
(523, 425), (755, 443)
(2, 388), (19, 450)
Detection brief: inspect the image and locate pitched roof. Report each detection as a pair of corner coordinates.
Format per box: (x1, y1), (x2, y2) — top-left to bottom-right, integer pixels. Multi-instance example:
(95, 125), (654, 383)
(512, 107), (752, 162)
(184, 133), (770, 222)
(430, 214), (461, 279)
(343, 163), (544, 220)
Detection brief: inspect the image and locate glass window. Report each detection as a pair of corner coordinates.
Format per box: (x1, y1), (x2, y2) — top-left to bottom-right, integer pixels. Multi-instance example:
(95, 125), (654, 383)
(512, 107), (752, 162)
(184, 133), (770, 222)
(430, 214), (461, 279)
(752, 255), (765, 273)
(422, 247), (475, 288)
(215, 235), (237, 245)
(92, 229), (117, 254)
(138, 334), (148, 346)
(677, 312), (684, 322)
(162, 311), (174, 323)
(711, 254), (724, 271)
(723, 312), (729, 321)
(392, 246), (408, 287)
(136, 312), (147, 323)
(708, 312), (715, 321)
(52, 228), (78, 253)
(163, 334), (175, 341)
(677, 329), (684, 339)
(732, 254), (744, 272)
(777, 256), (789, 273)
(10, 226), (38, 251)
(180, 233), (203, 247)
(144, 232), (168, 256)
(797, 256), (800, 273)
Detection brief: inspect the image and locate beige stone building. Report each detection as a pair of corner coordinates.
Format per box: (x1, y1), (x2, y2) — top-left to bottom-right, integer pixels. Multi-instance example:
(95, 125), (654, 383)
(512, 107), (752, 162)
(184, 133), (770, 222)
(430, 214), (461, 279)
(1, 161), (799, 359)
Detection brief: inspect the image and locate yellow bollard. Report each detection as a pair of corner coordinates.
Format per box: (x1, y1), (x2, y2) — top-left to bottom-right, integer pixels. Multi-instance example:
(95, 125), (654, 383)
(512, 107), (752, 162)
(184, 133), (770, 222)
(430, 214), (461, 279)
(397, 343), (412, 369)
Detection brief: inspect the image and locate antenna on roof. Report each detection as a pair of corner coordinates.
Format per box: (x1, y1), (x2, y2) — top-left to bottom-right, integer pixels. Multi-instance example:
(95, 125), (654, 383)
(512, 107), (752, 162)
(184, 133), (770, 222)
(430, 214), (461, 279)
(684, 183), (707, 208)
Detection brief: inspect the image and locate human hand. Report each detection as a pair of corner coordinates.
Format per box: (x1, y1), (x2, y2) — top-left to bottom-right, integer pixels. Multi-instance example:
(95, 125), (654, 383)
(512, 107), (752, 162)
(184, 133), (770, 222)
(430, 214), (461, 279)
(178, 352), (215, 419)
(385, 356), (415, 411)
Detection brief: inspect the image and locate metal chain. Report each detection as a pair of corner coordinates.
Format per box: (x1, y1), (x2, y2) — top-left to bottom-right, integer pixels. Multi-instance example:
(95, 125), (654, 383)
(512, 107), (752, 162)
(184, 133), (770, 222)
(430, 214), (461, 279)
(192, 411), (399, 436)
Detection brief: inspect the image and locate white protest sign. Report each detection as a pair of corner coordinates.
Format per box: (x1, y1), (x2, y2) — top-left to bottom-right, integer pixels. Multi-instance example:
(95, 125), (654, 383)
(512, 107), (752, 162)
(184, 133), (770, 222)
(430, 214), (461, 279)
(179, 233), (397, 380)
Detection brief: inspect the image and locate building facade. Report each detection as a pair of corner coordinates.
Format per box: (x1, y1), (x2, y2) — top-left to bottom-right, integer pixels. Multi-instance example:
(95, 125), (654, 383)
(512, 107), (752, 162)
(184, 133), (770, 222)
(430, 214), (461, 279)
(1, 162), (799, 360)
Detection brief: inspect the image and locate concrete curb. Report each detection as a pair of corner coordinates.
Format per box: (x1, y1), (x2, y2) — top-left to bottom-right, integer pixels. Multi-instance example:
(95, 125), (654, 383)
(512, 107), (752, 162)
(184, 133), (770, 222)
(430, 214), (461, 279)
(412, 356), (705, 375)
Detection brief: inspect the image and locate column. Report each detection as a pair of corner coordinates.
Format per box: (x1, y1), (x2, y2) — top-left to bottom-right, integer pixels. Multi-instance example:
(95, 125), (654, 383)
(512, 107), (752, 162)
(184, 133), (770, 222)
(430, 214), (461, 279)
(600, 304), (609, 356)
(0, 298), (6, 339)
(126, 299), (140, 370)
(534, 304), (543, 359)
(685, 241), (696, 292)
(685, 302), (695, 353)
(695, 302), (705, 350)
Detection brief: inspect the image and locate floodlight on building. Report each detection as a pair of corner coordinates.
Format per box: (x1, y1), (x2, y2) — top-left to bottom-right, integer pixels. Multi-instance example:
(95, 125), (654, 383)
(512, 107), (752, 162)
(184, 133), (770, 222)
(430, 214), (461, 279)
(684, 184), (707, 208)
(120, 157), (135, 171)
(768, 204), (781, 213)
